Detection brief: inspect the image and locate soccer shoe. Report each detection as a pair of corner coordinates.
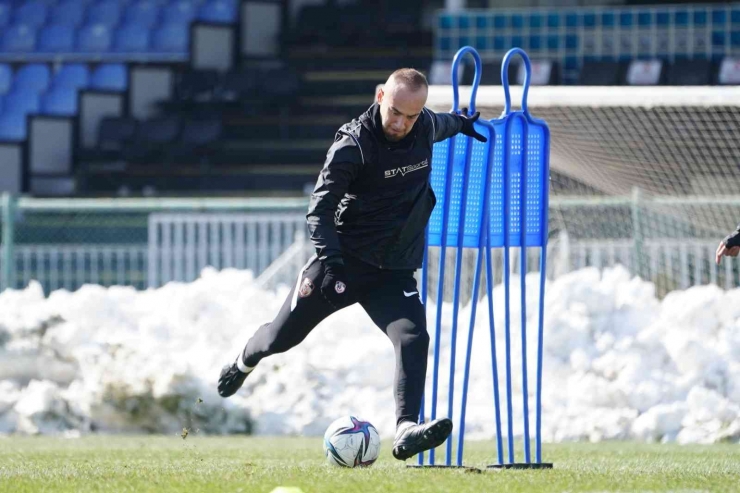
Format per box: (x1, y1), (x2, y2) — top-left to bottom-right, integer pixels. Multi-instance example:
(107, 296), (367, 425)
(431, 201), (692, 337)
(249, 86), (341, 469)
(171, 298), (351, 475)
(217, 356), (253, 398)
(392, 418), (453, 461)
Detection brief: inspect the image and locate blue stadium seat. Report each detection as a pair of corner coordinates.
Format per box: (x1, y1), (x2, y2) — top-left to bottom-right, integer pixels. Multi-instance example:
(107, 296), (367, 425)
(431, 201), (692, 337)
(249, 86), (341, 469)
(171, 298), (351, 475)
(53, 64), (90, 90)
(51, 1), (86, 27)
(113, 24), (150, 52)
(4, 89), (41, 116)
(152, 22), (188, 52)
(41, 87), (78, 116)
(163, 0), (197, 24)
(91, 64), (127, 91)
(1, 25), (37, 53)
(13, 1), (48, 29)
(14, 64), (51, 93)
(124, 1), (161, 28)
(86, 0), (122, 28)
(0, 113), (28, 141)
(197, 0), (236, 23)
(0, 3), (11, 27)
(0, 65), (12, 94)
(77, 24), (112, 52)
(38, 24), (76, 52)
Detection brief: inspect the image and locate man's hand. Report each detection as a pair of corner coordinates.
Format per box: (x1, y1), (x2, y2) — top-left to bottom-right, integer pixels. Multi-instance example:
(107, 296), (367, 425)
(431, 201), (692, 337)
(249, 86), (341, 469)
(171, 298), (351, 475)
(456, 110), (487, 143)
(715, 241), (740, 265)
(320, 260), (350, 309)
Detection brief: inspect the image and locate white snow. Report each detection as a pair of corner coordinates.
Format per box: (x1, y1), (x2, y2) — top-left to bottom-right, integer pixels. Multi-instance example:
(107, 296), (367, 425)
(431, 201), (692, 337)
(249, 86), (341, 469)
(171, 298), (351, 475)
(0, 264), (739, 445)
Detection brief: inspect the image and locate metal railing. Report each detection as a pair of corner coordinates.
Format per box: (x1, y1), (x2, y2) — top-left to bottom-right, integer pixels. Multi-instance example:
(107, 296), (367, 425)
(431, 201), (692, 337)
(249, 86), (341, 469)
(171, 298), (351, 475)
(0, 192), (738, 296)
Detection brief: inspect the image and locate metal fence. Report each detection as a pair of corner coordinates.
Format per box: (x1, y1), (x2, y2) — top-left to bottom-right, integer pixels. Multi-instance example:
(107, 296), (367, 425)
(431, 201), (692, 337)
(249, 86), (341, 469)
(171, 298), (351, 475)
(0, 194), (309, 293)
(0, 193), (738, 297)
(147, 212), (306, 287)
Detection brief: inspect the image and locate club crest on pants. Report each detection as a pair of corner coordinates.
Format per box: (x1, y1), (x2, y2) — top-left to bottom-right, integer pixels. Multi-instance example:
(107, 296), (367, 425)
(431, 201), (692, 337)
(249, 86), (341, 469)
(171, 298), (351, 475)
(298, 277), (314, 298)
(335, 281), (346, 294)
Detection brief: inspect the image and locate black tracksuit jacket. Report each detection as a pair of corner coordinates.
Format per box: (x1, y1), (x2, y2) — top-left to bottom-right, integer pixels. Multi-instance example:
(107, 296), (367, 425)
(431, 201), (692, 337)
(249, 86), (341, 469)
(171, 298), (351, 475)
(306, 103), (465, 270)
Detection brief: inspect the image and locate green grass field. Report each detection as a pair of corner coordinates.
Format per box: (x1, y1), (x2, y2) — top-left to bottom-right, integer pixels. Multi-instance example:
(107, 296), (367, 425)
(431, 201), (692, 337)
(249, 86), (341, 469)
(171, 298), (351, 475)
(1, 435), (739, 492)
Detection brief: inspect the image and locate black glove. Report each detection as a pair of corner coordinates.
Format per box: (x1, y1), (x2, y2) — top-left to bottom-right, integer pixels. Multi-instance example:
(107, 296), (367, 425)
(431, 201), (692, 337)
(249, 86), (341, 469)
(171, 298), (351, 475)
(723, 227), (740, 248)
(320, 260), (350, 309)
(456, 110), (487, 143)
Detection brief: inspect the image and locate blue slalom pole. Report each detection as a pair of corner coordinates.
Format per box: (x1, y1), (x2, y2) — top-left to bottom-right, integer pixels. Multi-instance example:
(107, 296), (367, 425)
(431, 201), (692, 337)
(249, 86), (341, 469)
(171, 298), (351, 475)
(517, 114), (531, 464)
(502, 116), (515, 465)
(456, 119), (496, 466)
(430, 134), (457, 465)
(485, 214), (504, 465)
(446, 124), (474, 466)
(536, 122), (551, 465)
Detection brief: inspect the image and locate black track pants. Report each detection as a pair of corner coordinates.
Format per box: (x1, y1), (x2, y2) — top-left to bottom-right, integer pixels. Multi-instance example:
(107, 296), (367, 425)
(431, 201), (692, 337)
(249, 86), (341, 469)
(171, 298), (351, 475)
(243, 255), (429, 426)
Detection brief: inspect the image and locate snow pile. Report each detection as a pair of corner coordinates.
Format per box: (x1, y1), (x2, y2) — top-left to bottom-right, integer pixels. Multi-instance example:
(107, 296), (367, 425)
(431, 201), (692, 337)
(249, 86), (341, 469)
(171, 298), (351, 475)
(0, 265), (739, 444)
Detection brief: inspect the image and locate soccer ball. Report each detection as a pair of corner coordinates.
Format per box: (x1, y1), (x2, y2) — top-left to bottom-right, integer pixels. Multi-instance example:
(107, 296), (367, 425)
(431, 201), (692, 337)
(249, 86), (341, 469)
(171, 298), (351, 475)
(323, 416), (381, 468)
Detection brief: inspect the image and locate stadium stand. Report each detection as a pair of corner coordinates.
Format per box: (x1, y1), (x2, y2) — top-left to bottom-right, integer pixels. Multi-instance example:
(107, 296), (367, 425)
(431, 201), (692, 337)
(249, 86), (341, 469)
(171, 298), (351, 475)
(0, 0), (736, 197)
(90, 63), (128, 91)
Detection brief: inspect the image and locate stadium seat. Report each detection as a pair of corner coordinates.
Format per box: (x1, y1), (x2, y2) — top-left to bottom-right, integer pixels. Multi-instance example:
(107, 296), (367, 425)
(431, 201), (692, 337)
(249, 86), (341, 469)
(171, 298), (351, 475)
(180, 117), (222, 146)
(51, 1), (86, 27)
(259, 67), (302, 99)
(90, 64), (128, 91)
(98, 116), (137, 151)
(1, 24), (37, 53)
(13, 1), (48, 29)
(124, 116), (181, 163)
(152, 22), (189, 52)
(177, 70), (218, 101)
(123, 1), (161, 28)
(0, 3), (11, 27)
(113, 24), (151, 52)
(578, 61), (624, 85)
(77, 24), (112, 52)
(718, 57), (740, 85)
(168, 117), (222, 163)
(197, 0), (236, 23)
(0, 65), (12, 94)
(625, 59), (665, 85)
(515, 60), (560, 85)
(163, 0), (197, 25)
(13, 64), (51, 93)
(215, 69), (259, 101)
(137, 116), (181, 144)
(666, 59), (711, 85)
(41, 87), (78, 116)
(0, 113), (28, 141)
(37, 25), (76, 52)
(4, 89), (41, 116)
(86, 0), (122, 28)
(53, 64), (90, 90)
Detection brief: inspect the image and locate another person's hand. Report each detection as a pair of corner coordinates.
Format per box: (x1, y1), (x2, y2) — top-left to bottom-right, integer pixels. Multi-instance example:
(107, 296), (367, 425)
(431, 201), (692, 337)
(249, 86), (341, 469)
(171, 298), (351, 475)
(456, 110), (487, 143)
(320, 260), (350, 309)
(715, 241), (740, 265)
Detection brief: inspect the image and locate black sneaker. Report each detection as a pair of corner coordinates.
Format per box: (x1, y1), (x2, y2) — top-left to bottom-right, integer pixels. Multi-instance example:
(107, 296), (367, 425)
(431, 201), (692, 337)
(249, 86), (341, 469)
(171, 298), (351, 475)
(217, 357), (252, 398)
(392, 418), (453, 461)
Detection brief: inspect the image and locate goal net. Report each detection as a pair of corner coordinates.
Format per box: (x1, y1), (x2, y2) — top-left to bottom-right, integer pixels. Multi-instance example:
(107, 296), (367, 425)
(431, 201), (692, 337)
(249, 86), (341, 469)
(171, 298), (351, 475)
(426, 85), (740, 295)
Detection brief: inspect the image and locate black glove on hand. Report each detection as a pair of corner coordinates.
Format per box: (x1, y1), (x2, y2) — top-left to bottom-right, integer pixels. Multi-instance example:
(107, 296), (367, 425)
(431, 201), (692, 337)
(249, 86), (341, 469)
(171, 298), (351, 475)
(320, 260), (350, 309)
(456, 110), (487, 143)
(724, 227), (740, 248)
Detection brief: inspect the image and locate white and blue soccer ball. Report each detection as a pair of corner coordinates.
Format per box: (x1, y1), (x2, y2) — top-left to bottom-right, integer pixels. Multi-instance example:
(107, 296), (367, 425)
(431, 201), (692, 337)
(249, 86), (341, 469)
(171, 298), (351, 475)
(323, 416), (381, 468)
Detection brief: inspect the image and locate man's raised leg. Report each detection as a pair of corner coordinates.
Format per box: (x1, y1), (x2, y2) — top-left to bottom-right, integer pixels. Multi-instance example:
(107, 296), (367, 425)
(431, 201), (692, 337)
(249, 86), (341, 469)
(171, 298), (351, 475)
(218, 256), (339, 397)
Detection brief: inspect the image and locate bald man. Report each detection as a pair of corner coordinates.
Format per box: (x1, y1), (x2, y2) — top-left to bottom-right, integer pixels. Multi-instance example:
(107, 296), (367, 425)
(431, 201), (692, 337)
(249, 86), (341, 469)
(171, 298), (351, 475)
(219, 68), (486, 460)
